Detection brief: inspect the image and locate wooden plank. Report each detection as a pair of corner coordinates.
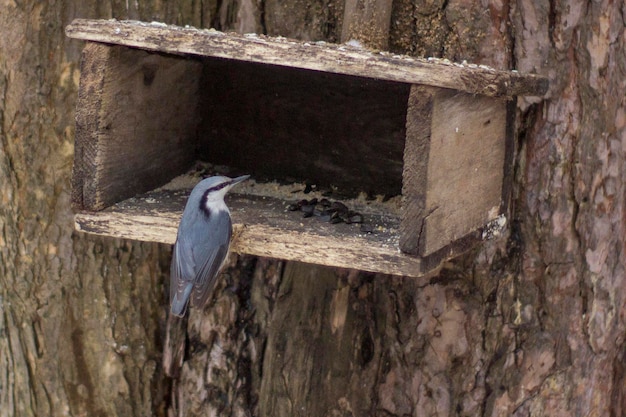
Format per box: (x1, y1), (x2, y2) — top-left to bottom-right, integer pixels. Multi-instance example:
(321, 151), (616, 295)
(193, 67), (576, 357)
(73, 189), (432, 278)
(65, 19), (549, 97)
(72, 42), (202, 211)
(72, 42), (109, 211)
(399, 84), (435, 255)
(501, 97), (518, 216)
(421, 90), (508, 256)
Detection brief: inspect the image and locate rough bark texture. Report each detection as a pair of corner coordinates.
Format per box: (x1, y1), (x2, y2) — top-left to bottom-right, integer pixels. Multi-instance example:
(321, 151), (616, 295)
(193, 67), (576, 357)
(1, 1), (625, 417)
(0, 2), (213, 417)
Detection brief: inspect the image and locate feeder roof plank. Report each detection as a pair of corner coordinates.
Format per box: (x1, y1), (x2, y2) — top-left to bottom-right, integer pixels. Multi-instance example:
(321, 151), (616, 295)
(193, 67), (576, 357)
(66, 19), (548, 98)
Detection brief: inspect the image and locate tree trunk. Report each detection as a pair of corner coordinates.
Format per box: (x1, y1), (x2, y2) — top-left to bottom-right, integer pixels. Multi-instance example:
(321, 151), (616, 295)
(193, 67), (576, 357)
(0, 2), (211, 417)
(1, 1), (624, 417)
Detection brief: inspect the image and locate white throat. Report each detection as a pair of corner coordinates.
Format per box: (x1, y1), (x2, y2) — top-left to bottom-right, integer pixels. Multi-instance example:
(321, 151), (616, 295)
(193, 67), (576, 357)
(204, 196), (229, 214)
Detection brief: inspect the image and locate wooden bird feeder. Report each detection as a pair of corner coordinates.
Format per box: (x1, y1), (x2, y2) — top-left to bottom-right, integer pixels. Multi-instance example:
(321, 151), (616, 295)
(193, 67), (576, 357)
(66, 19), (548, 278)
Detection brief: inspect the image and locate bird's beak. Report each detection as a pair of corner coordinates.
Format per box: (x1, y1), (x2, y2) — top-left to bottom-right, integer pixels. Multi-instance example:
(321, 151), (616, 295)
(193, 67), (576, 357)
(229, 175), (250, 187)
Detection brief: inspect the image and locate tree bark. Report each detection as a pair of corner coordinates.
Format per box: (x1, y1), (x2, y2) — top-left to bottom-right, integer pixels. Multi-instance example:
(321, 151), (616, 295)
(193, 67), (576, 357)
(1, 1), (625, 417)
(0, 2), (214, 416)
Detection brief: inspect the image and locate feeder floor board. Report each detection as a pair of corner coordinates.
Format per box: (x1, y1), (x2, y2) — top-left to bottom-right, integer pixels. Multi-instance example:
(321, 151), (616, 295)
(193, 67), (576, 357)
(73, 183), (434, 278)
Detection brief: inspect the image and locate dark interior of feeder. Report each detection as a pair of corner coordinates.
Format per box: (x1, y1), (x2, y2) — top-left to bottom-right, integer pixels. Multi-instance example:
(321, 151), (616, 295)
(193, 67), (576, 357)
(195, 57), (410, 198)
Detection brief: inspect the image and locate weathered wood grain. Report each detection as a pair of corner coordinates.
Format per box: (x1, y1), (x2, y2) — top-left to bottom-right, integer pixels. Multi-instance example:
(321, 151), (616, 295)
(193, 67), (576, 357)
(65, 19), (548, 97)
(422, 90), (508, 256)
(73, 189), (434, 277)
(72, 42), (201, 211)
(72, 43), (109, 211)
(400, 84), (435, 255)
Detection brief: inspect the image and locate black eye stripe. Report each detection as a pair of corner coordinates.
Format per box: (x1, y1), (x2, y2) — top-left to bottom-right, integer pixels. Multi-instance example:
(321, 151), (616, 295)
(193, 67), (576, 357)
(208, 181), (230, 193)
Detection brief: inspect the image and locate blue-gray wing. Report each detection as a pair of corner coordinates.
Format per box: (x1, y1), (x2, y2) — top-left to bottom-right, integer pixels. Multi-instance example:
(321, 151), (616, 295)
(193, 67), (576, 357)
(190, 237), (231, 309)
(170, 210), (232, 316)
(190, 212), (232, 309)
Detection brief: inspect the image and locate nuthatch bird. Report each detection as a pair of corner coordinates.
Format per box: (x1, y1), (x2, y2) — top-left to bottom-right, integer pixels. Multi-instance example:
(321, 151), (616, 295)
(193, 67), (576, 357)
(164, 174), (249, 376)
(170, 174), (249, 316)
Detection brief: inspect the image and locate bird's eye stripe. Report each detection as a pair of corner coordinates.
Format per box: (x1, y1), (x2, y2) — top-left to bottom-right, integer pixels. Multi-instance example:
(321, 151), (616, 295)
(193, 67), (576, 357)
(207, 181), (230, 193)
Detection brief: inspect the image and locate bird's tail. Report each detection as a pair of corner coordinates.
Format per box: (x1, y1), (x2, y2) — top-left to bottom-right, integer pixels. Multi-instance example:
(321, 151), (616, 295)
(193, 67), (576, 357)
(163, 313), (188, 378)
